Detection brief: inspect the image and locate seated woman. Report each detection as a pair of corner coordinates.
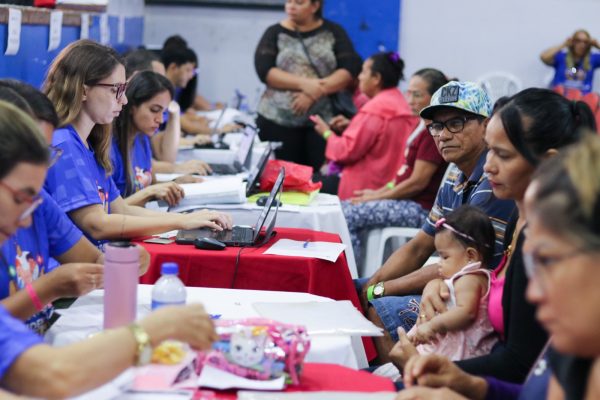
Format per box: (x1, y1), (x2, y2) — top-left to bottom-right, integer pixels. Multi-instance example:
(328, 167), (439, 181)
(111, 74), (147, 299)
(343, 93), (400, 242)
(43, 40), (232, 249)
(112, 70), (205, 207)
(339, 68), (449, 262)
(396, 133), (600, 400)
(0, 100), (217, 399)
(311, 52), (419, 200)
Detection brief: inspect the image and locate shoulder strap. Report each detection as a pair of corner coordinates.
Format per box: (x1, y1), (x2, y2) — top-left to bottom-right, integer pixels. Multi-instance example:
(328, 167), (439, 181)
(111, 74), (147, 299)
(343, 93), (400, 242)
(294, 29), (323, 79)
(451, 262), (492, 297)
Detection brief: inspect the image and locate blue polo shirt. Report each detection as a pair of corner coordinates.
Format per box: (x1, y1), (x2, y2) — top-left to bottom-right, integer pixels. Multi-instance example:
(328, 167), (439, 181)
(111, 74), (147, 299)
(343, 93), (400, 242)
(0, 190), (82, 334)
(111, 134), (153, 197)
(44, 124), (121, 248)
(0, 305), (43, 381)
(423, 151), (515, 267)
(551, 50), (600, 94)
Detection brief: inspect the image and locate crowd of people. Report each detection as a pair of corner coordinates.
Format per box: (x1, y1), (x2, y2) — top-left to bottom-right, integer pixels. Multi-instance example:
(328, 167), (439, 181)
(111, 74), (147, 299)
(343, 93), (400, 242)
(0, 0), (599, 397)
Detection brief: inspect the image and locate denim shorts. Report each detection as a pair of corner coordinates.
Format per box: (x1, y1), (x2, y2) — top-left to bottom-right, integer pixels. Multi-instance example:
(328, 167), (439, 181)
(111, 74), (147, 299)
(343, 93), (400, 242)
(355, 278), (421, 342)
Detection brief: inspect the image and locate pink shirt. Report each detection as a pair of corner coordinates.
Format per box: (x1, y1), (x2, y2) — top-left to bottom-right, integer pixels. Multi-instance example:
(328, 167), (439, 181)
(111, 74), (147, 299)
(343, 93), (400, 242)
(325, 88), (418, 200)
(488, 255), (507, 339)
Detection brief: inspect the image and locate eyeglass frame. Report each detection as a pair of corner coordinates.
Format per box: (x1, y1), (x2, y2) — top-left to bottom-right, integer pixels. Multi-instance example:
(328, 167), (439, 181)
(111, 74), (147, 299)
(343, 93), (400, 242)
(87, 81), (128, 100)
(426, 115), (482, 137)
(523, 248), (592, 292)
(0, 180), (44, 221)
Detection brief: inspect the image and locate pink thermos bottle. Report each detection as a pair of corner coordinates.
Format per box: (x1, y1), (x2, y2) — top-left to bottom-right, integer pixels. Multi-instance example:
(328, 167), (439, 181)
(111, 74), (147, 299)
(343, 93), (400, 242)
(103, 241), (140, 329)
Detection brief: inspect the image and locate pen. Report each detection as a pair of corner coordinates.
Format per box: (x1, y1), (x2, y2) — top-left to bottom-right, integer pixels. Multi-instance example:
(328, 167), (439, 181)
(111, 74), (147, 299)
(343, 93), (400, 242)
(303, 240), (310, 248)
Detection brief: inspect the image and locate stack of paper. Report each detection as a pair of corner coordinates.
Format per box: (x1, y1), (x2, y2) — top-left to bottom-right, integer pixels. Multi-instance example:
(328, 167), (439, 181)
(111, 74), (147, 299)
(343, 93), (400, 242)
(175, 177), (246, 208)
(263, 239), (346, 262)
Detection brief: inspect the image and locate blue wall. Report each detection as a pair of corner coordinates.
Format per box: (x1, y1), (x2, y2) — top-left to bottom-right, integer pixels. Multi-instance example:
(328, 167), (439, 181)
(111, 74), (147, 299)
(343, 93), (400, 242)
(0, 15), (143, 89)
(324, 0), (400, 61)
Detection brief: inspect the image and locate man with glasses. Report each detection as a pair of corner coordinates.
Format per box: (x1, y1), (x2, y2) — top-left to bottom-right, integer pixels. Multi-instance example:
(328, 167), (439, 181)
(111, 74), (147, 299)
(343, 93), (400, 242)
(360, 81), (516, 361)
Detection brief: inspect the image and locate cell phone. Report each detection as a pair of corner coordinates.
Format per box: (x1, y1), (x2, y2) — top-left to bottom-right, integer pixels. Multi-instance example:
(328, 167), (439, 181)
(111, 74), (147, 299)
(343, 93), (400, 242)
(143, 238), (175, 245)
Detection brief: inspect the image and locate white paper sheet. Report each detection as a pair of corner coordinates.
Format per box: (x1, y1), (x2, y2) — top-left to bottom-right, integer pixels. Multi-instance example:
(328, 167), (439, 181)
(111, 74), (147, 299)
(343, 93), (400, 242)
(48, 11), (63, 51)
(253, 301), (383, 336)
(175, 177), (246, 206)
(197, 108), (243, 129)
(5, 8), (22, 56)
(197, 364), (285, 390)
(263, 239), (346, 262)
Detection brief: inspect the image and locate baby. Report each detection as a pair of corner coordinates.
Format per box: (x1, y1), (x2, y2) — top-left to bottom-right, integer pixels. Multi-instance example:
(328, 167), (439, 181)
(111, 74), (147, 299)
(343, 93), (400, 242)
(390, 205), (499, 372)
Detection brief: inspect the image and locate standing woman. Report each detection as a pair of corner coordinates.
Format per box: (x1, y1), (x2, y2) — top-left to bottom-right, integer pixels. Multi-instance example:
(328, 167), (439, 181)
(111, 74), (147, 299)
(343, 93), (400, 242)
(336, 68), (448, 262)
(111, 70), (196, 207)
(541, 29), (600, 94)
(254, 0), (362, 170)
(43, 40), (231, 248)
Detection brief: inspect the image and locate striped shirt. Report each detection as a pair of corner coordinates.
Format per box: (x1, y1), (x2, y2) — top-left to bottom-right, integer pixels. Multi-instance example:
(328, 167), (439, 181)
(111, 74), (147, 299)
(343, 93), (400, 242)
(422, 151), (515, 267)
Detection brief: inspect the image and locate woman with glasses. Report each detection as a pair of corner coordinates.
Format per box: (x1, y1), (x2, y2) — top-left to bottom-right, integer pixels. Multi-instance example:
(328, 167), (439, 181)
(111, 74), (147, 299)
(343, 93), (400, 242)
(42, 40), (232, 249)
(414, 88), (596, 384)
(0, 101), (218, 399)
(541, 29), (600, 95)
(337, 68), (449, 264)
(395, 133), (600, 400)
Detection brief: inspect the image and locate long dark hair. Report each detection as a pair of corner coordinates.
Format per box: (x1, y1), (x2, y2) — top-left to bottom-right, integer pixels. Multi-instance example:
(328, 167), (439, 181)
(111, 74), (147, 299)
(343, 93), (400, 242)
(113, 71), (174, 196)
(495, 88), (596, 166)
(0, 101), (49, 180)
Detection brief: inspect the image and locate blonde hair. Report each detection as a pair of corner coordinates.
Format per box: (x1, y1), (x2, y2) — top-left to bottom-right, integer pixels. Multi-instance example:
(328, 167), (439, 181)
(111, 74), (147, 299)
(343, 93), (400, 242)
(43, 39), (123, 175)
(532, 132), (600, 249)
(566, 29), (592, 72)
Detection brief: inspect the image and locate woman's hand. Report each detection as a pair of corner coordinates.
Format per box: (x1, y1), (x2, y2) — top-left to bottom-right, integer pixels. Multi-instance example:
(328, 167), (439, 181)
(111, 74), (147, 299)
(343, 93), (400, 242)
(329, 115), (351, 132)
(140, 304), (218, 350)
(402, 354), (488, 400)
(591, 37), (600, 49)
(419, 279), (449, 321)
(292, 92), (315, 115)
(389, 327), (419, 372)
(174, 160), (212, 175)
(302, 78), (325, 102)
(48, 263), (104, 298)
(350, 189), (379, 204)
(179, 209), (233, 231)
(309, 114), (331, 136)
(149, 182), (185, 207)
(396, 387), (469, 400)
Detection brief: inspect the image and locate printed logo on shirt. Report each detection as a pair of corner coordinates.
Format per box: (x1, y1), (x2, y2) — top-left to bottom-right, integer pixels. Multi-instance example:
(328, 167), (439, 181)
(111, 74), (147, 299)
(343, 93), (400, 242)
(134, 166), (153, 192)
(97, 183), (109, 213)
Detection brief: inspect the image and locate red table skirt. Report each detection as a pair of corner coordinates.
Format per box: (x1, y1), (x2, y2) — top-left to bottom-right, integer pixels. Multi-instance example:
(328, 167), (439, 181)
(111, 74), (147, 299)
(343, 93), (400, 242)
(137, 227), (376, 361)
(193, 363), (396, 399)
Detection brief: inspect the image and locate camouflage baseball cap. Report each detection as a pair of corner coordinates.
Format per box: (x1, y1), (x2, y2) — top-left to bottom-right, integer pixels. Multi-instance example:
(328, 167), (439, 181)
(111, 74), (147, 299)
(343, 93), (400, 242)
(420, 81), (492, 120)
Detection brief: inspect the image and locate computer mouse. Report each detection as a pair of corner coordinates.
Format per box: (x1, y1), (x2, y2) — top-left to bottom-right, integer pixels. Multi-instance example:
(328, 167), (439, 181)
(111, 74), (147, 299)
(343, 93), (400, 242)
(256, 196), (282, 207)
(194, 237), (226, 250)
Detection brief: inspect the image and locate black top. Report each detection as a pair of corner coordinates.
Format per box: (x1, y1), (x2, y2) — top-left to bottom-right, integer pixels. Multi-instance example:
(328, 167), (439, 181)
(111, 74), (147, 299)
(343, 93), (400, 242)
(548, 347), (592, 400)
(456, 215), (549, 383)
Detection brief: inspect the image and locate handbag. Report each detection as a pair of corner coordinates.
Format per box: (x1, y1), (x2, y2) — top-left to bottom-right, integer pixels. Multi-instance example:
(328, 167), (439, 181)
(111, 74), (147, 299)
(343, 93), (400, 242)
(295, 30), (357, 119)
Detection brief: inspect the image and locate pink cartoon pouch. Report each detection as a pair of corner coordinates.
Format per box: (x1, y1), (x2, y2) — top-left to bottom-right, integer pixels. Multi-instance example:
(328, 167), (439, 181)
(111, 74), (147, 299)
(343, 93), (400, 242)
(197, 318), (310, 385)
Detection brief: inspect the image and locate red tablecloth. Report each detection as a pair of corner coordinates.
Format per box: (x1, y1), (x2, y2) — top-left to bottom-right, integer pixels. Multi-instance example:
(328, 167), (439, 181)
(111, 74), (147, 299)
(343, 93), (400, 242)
(193, 363), (396, 399)
(137, 227), (376, 360)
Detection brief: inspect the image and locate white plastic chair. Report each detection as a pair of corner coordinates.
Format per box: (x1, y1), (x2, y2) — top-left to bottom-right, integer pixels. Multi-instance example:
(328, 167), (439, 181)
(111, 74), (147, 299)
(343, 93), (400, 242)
(476, 71), (522, 104)
(361, 227), (420, 278)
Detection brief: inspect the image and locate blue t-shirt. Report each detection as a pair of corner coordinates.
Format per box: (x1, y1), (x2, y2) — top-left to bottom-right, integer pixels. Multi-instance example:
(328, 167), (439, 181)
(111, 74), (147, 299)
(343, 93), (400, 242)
(0, 190), (82, 334)
(551, 50), (600, 94)
(111, 134), (153, 197)
(423, 152), (516, 267)
(44, 125), (121, 248)
(0, 304), (43, 381)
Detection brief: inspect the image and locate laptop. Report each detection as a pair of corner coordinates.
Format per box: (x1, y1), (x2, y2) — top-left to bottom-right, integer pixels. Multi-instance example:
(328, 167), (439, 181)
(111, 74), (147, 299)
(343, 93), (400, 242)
(245, 144), (272, 197)
(194, 106), (230, 150)
(208, 126), (256, 175)
(175, 167), (285, 247)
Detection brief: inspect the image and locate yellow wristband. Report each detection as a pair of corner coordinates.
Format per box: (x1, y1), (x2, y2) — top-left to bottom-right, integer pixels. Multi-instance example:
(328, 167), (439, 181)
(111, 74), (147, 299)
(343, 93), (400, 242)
(323, 130), (333, 140)
(386, 181), (395, 189)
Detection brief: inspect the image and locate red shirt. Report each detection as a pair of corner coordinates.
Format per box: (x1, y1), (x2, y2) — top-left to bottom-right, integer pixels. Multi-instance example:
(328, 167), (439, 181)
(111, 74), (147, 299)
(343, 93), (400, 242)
(325, 88), (419, 200)
(395, 128), (448, 210)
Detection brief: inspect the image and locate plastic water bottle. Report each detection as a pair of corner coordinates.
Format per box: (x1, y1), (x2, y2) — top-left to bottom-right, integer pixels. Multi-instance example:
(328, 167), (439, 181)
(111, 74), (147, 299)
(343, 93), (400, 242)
(151, 262), (187, 310)
(103, 241), (139, 329)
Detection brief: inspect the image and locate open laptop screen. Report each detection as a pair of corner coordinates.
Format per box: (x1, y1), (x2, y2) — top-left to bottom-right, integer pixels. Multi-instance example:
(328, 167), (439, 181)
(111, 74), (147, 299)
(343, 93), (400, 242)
(235, 126), (256, 166)
(251, 167), (285, 241)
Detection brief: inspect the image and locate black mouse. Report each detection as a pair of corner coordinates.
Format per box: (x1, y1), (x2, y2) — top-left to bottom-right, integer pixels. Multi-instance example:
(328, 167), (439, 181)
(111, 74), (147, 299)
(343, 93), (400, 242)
(194, 237), (226, 250)
(256, 196), (282, 207)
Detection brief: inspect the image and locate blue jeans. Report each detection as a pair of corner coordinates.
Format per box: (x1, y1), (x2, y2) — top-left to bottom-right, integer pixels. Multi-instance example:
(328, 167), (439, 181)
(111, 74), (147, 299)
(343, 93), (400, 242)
(355, 278), (421, 341)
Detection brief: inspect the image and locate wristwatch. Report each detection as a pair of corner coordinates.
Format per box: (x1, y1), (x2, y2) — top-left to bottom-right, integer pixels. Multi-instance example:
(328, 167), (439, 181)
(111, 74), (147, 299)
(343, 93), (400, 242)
(128, 323), (152, 366)
(373, 282), (385, 298)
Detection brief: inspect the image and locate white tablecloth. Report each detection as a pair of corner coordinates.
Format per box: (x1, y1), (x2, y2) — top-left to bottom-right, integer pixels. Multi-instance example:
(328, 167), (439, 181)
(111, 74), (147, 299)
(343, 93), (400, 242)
(46, 285), (366, 370)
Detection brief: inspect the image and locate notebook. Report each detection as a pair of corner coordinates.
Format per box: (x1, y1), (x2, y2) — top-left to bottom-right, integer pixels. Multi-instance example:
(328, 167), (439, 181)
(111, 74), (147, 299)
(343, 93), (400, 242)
(175, 167), (285, 247)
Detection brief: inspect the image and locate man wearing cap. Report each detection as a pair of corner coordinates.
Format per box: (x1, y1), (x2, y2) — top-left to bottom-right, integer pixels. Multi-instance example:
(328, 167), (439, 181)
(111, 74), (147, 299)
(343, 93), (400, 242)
(359, 81), (515, 361)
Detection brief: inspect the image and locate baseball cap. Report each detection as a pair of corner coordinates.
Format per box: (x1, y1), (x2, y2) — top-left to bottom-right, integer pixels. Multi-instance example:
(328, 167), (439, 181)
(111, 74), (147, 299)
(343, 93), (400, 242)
(420, 81), (492, 120)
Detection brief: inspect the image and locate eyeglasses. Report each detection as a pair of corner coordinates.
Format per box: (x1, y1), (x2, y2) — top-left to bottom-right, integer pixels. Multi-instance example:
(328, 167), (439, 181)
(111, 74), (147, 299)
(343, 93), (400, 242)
(48, 145), (63, 168)
(0, 181), (44, 221)
(427, 115), (481, 137)
(89, 82), (127, 100)
(523, 248), (585, 292)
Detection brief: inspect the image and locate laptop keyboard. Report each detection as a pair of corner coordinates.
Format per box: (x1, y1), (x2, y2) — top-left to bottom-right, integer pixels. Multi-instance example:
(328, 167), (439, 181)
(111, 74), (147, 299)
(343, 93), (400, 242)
(215, 226), (253, 242)
(210, 163), (238, 175)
